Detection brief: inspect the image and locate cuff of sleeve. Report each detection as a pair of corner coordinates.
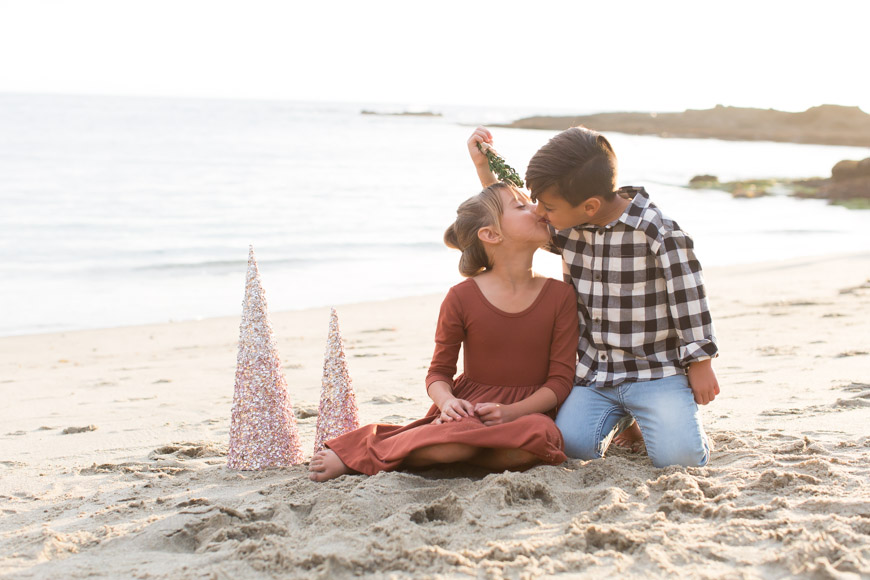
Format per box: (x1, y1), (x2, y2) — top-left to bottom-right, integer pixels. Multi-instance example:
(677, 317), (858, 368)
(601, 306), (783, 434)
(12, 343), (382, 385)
(679, 339), (719, 368)
(541, 380), (572, 406)
(425, 375), (454, 393)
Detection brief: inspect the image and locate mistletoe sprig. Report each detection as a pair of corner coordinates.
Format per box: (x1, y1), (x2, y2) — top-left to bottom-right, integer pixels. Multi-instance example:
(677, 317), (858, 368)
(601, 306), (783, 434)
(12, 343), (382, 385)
(477, 142), (524, 188)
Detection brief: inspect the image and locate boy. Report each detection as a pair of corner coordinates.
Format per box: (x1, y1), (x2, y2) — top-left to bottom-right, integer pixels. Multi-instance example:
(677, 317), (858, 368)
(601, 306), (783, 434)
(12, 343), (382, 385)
(467, 126), (719, 468)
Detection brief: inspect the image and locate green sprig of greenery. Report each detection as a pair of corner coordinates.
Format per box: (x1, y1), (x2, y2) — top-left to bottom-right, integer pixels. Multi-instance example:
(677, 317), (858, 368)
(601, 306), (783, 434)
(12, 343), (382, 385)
(478, 143), (524, 188)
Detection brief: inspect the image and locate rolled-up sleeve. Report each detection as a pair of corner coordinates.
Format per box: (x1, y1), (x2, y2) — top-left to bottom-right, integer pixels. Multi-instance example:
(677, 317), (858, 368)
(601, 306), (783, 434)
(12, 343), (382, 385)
(658, 231), (718, 366)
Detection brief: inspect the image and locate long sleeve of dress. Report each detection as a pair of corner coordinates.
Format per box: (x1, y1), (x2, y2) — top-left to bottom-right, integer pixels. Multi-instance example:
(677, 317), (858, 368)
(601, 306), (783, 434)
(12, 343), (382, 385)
(539, 286), (580, 405)
(425, 288), (466, 391)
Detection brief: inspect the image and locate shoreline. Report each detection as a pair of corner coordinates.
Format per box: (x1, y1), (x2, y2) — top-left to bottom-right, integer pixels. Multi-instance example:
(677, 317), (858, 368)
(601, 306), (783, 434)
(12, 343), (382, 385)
(4, 244), (869, 340)
(2, 252), (869, 577)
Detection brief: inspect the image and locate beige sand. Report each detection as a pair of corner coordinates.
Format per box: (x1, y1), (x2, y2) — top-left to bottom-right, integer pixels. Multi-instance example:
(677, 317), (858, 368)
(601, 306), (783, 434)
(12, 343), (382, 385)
(1, 253), (869, 579)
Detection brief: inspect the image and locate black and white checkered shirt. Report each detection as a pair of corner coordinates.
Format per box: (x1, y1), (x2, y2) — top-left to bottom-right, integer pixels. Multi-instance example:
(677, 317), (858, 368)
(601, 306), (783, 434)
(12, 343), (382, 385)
(549, 187), (718, 388)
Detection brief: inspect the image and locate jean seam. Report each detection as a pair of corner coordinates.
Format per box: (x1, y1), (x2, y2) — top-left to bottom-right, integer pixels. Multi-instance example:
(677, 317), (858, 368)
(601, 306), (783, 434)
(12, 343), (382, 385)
(619, 381), (634, 402)
(595, 405), (623, 458)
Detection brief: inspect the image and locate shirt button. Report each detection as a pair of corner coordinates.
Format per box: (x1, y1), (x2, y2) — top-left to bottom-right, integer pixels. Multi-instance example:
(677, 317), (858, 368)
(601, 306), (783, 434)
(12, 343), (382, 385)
(600, 353), (608, 361)
(594, 318), (601, 324)
(593, 273), (602, 282)
(597, 229), (604, 236)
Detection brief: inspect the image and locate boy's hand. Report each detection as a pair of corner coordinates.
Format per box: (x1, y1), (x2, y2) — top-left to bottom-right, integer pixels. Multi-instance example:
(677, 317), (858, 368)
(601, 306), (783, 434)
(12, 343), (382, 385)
(467, 126), (494, 169)
(438, 397), (475, 423)
(687, 359), (720, 405)
(474, 402), (516, 426)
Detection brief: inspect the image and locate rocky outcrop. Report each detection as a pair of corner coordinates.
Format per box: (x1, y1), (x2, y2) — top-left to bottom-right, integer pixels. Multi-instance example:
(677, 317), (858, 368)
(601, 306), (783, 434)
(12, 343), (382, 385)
(689, 157), (870, 209)
(498, 105), (870, 147)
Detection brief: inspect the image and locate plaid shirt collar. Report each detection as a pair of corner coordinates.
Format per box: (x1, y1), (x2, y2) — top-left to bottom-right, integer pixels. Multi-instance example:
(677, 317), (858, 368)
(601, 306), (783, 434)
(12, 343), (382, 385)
(574, 186), (651, 232)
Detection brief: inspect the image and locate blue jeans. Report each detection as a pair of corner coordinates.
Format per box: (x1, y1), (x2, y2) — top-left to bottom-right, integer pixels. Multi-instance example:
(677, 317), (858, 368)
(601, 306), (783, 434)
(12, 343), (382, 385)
(555, 374), (710, 468)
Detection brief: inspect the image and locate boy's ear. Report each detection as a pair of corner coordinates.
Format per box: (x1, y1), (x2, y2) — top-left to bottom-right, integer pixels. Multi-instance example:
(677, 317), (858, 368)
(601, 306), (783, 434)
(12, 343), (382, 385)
(583, 197), (601, 217)
(477, 226), (502, 244)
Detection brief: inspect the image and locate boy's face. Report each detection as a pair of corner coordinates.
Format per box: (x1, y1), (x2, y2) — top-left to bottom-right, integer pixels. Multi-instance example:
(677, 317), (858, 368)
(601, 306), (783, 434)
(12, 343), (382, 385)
(533, 187), (598, 230)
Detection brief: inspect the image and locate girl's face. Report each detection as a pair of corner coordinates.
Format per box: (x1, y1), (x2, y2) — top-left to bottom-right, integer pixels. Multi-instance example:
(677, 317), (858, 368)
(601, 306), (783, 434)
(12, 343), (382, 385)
(496, 188), (551, 246)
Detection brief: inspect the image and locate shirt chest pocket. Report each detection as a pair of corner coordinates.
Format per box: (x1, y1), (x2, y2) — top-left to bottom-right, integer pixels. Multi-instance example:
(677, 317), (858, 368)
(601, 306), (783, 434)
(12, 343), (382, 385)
(608, 245), (656, 287)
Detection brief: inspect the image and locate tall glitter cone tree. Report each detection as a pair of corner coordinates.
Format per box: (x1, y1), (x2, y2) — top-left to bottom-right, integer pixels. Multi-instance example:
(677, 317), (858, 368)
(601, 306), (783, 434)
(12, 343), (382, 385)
(313, 308), (360, 453)
(227, 245), (303, 470)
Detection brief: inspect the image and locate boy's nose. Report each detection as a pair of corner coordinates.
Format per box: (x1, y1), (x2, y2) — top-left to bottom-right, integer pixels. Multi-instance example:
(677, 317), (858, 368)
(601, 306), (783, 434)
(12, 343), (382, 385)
(533, 204), (546, 217)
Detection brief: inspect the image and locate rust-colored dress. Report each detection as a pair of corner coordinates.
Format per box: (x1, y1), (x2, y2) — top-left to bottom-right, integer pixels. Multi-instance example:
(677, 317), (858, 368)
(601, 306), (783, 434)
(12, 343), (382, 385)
(325, 277), (580, 474)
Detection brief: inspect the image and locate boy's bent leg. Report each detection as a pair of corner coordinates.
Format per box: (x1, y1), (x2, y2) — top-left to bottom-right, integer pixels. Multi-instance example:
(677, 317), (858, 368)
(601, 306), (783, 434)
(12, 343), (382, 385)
(556, 385), (626, 460)
(622, 374), (710, 468)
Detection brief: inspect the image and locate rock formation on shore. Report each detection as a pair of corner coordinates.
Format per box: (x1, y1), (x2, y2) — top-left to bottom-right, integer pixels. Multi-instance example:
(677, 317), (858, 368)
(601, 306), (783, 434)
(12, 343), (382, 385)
(499, 105), (870, 147)
(689, 157), (870, 209)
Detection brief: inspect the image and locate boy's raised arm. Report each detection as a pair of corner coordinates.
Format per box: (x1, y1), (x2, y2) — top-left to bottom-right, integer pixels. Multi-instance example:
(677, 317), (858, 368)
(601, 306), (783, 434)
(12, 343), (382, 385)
(467, 126), (499, 188)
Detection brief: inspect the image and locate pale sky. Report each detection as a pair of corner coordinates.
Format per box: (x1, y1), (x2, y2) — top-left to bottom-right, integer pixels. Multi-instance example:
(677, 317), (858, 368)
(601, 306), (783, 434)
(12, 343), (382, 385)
(0, 0), (866, 113)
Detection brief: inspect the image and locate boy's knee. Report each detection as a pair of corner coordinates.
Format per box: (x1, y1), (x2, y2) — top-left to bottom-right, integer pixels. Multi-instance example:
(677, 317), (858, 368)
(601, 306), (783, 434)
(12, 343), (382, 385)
(559, 427), (602, 460)
(649, 441), (709, 468)
(563, 441), (601, 461)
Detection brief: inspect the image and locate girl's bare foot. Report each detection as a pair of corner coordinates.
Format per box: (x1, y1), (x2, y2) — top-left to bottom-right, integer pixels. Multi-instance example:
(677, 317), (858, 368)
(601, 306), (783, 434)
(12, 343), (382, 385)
(308, 449), (352, 482)
(613, 419), (644, 452)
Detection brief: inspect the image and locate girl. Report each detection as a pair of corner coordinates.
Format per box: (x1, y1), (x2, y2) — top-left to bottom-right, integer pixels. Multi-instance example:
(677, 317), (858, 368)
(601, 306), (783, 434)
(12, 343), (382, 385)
(308, 183), (579, 481)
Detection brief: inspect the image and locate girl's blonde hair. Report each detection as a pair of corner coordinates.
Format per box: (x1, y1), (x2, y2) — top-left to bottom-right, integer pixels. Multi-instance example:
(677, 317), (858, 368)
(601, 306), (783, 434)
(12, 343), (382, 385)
(444, 182), (524, 277)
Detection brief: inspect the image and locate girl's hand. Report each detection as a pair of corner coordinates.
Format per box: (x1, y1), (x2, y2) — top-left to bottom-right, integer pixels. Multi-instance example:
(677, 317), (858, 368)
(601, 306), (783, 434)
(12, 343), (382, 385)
(474, 402), (516, 426)
(438, 397), (475, 422)
(467, 126), (494, 168)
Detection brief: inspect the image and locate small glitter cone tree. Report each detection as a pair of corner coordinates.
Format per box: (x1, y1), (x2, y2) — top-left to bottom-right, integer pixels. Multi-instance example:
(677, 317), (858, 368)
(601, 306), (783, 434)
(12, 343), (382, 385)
(313, 308), (360, 453)
(227, 245), (303, 470)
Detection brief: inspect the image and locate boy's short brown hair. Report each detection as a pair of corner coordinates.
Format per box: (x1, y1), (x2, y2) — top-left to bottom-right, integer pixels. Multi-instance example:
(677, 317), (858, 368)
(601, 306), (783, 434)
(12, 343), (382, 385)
(525, 127), (618, 206)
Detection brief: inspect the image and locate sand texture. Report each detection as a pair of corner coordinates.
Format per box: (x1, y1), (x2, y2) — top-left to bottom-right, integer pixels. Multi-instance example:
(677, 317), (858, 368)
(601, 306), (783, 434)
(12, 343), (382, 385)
(1, 254), (869, 579)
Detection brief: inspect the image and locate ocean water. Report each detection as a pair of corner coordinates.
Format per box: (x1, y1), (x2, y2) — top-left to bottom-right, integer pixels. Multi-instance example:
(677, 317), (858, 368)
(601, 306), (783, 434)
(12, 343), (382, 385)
(1, 94), (869, 336)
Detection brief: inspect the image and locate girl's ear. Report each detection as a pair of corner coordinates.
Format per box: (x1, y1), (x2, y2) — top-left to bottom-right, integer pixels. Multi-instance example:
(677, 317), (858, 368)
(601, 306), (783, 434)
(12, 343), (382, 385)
(477, 226), (502, 244)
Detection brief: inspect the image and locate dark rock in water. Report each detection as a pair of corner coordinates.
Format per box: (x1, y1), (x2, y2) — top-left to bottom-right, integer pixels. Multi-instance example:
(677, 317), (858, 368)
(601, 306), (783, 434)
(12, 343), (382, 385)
(686, 156), (870, 209)
(690, 175), (719, 185)
(832, 160), (862, 181)
(828, 157), (870, 200)
(824, 176), (870, 200)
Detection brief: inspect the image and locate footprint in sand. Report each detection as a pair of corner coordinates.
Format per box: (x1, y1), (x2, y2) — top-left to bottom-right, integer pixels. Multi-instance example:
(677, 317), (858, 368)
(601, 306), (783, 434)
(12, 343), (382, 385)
(164, 505), (281, 552)
(62, 425), (98, 434)
(836, 350), (869, 358)
(369, 395), (413, 405)
(150, 442), (226, 459)
(838, 280), (870, 294)
(294, 405), (318, 419)
(830, 381), (870, 409)
(755, 345), (797, 357)
(411, 492), (464, 524)
(378, 415), (407, 424)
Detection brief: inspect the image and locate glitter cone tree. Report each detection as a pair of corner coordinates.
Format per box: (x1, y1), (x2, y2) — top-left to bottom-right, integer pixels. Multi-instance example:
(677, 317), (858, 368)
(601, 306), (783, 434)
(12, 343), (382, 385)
(313, 308), (360, 453)
(227, 246), (303, 470)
